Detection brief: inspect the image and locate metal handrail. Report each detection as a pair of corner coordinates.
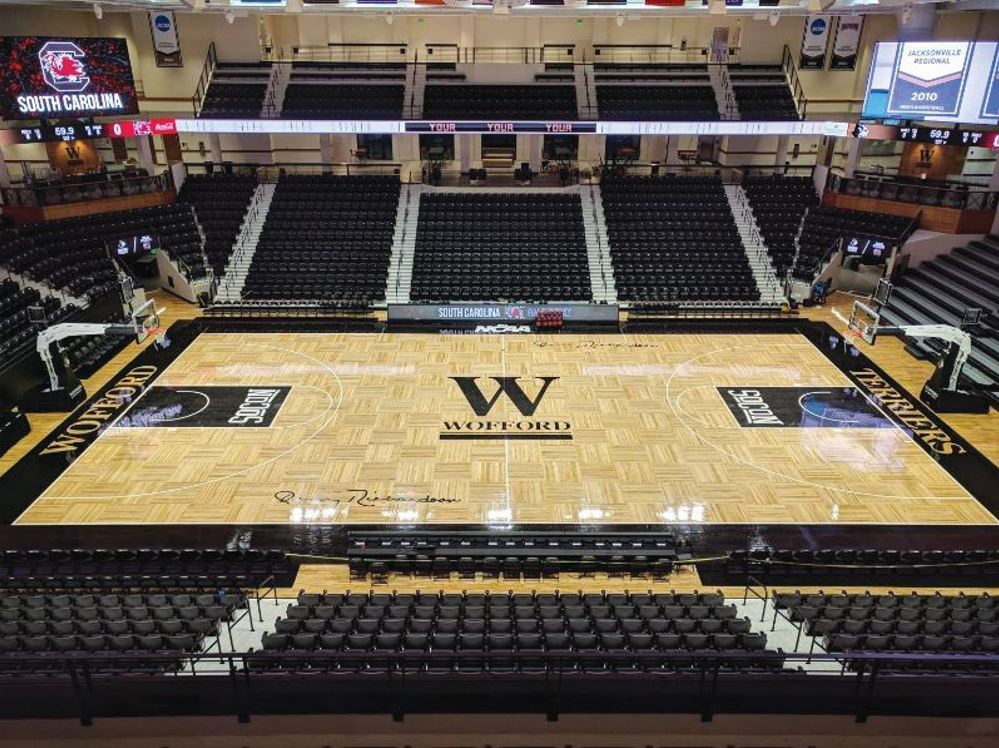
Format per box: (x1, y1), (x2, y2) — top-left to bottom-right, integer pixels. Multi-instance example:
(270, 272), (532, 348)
(781, 44), (808, 119)
(192, 41), (218, 117)
(827, 172), (999, 212)
(1, 172), (171, 208)
(589, 44), (741, 66)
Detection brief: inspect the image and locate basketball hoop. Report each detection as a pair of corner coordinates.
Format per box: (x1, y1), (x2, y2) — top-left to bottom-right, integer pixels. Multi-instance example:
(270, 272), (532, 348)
(847, 299), (880, 345)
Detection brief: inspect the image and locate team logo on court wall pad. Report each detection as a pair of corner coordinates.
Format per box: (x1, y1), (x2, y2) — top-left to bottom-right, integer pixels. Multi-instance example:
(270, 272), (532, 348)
(716, 387), (893, 429)
(116, 386), (291, 428)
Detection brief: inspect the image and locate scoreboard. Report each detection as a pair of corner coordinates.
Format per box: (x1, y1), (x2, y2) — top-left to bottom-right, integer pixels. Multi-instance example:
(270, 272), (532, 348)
(897, 126), (990, 147)
(15, 122), (108, 143)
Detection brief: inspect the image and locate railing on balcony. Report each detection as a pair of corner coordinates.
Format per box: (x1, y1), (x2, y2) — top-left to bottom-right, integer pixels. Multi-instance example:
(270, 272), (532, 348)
(1, 172), (172, 208)
(192, 41), (218, 117)
(781, 44), (809, 120)
(590, 44), (741, 66)
(264, 42), (410, 64)
(421, 45), (575, 65)
(827, 172), (999, 212)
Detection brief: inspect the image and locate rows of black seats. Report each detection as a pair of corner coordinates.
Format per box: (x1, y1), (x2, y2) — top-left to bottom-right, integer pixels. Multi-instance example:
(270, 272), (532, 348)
(733, 84), (800, 121)
(742, 176), (818, 275)
(422, 85), (577, 120)
(198, 82), (267, 118)
(725, 548), (999, 586)
(777, 591), (999, 662)
(596, 85), (719, 120)
(601, 175), (759, 303)
(880, 237), (999, 404)
(242, 174), (400, 304)
(1, 548), (293, 591)
(0, 279), (71, 366)
(281, 83), (404, 119)
(178, 173), (258, 275)
(411, 193), (591, 302)
(60, 310), (132, 377)
(795, 207), (912, 280)
(255, 590), (780, 670)
(0, 204), (207, 299)
(0, 592), (241, 664)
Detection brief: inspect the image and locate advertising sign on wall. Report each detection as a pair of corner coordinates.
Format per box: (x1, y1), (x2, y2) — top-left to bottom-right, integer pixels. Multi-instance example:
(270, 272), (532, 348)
(0, 36), (139, 119)
(149, 12), (183, 68)
(830, 16), (864, 71)
(800, 15), (832, 70)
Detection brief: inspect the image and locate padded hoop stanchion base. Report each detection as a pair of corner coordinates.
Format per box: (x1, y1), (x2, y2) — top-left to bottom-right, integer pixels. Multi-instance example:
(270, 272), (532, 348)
(920, 384), (991, 415)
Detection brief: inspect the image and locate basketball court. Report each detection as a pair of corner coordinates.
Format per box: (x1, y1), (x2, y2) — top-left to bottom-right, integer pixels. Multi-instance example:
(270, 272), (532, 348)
(7, 322), (995, 528)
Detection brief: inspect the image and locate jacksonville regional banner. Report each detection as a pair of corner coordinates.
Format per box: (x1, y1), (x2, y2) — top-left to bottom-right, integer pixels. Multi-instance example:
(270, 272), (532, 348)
(800, 15), (832, 70)
(830, 16), (864, 71)
(886, 42), (970, 119)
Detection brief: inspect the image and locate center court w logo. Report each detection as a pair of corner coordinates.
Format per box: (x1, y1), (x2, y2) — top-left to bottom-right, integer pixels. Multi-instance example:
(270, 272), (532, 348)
(448, 376), (559, 417)
(442, 376), (571, 441)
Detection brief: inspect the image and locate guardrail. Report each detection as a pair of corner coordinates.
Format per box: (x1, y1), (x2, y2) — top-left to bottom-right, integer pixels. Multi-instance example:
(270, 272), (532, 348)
(264, 42), (410, 64)
(781, 44), (808, 119)
(192, 41), (218, 117)
(1, 172), (171, 208)
(591, 44), (741, 66)
(827, 172), (999, 212)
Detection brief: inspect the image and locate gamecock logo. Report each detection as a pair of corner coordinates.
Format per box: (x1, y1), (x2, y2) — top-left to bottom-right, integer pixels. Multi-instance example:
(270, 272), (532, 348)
(39, 41), (90, 94)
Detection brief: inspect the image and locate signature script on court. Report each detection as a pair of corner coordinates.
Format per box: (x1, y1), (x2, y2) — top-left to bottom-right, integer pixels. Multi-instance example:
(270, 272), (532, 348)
(274, 489), (462, 507)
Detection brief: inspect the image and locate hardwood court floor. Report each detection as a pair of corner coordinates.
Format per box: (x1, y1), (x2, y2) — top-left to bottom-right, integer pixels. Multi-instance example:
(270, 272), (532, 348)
(13, 323), (995, 526)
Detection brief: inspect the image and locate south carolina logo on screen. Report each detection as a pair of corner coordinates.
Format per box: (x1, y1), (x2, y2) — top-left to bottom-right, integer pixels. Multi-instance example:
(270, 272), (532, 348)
(38, 41), (90, 94)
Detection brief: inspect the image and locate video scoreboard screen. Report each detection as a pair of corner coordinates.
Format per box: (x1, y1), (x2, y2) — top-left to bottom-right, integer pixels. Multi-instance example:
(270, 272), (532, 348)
(843, 237), (890, 263)
(862, 41), (999, 126)
(0, 36), (139, 120)
(110, 234), (159, 258)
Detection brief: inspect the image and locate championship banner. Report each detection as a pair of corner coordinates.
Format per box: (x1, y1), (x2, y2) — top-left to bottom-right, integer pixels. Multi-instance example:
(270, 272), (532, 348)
(830, 16), (864, 71)
(800, 15), (832, 70)
(981, 46), (999, 122)
(149, 11), (182, 68)
(886, 42), (970, 119)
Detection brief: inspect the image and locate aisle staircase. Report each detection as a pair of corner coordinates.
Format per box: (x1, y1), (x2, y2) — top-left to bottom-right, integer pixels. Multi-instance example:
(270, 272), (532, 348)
(263, 63), (291, 118)
(709, 65), (738, 120)
(576, 63), (597, 119)
(581, 184), (617, 304)
(214, 183), (276, 302)
(409, 63), (427, 118)
(723, 184), (784, 304)
(385, 184), (422, 304)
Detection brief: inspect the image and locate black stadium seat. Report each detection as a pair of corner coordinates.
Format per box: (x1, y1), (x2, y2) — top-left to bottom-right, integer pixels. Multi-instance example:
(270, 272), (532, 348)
(241, 174), (401, 305)
(410, 192), (591, 303)
(601, 175), (759, 303)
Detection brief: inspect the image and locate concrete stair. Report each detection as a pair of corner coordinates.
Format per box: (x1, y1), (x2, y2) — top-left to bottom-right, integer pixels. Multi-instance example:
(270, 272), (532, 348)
(581, 184), (617, 304)
(723, 184), (784, 304)
(262, 63), (291, 118)
(709, 65), (738, 121)
(214, 183), (277, 302)
(576, 63), (597, 119)
(409, 63), (427, 119)
(386, 184), (422, 304)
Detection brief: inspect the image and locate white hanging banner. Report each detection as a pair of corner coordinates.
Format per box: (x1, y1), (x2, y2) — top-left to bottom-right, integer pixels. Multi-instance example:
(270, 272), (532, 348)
(800, 15), (832, 70)
(830, 16), (865, 71)
(149, 11), (183, 68)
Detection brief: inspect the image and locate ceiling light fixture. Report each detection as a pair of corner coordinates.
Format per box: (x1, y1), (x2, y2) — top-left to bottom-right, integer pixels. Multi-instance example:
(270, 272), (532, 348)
(93, 2), (103, 19)
(769, 9), (779, 26)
